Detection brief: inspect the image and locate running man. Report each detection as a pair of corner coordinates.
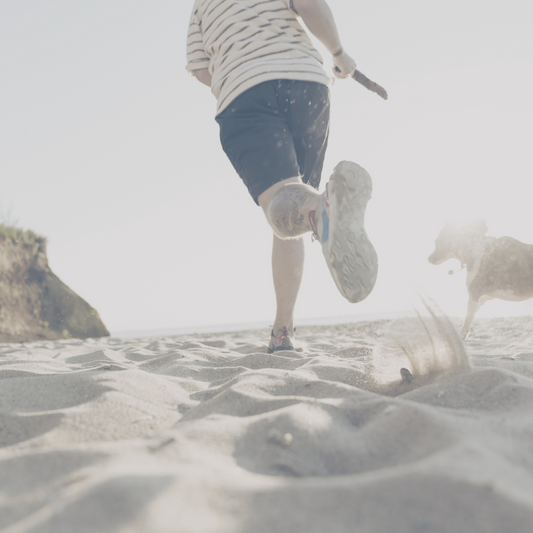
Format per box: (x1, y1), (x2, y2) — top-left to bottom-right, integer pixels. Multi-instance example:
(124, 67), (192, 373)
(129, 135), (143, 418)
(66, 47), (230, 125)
(186, 0), (378, 352)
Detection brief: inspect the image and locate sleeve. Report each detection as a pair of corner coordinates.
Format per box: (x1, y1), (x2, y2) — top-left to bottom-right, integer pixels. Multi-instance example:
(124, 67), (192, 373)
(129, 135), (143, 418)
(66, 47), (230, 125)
(278, 0), (299, 15)
(288, 0), (299, 15)
(186, 4), (211, 73)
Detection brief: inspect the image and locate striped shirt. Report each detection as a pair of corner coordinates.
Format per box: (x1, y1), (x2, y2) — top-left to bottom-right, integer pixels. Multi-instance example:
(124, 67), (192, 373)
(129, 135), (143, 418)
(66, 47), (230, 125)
(186, 0), (331, 115)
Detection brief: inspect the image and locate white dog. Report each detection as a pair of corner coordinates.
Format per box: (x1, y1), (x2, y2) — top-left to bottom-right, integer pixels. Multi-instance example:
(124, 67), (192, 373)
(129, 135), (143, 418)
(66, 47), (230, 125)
(428, 220), (533, 339)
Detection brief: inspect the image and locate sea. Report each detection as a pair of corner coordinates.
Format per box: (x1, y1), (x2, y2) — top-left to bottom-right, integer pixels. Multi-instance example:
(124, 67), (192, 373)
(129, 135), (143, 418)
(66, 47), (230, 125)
(110, 310), (411, 339)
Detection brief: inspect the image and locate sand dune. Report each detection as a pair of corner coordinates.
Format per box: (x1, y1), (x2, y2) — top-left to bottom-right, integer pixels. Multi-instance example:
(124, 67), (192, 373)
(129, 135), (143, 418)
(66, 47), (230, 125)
(1, 315), (533, 532)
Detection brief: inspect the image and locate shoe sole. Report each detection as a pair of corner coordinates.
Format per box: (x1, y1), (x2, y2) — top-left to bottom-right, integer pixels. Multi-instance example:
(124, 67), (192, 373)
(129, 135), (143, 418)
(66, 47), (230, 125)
(267, 339), (295, 353)
(322, 161), (378, 303)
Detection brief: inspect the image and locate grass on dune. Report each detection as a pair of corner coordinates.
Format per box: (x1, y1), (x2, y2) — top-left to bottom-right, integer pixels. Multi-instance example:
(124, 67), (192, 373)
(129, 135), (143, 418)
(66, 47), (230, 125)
(0, 224), (46, 245)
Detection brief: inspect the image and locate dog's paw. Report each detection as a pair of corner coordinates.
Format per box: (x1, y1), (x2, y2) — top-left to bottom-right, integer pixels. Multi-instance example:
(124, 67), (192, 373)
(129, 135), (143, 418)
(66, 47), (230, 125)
(459, 327), (470, 341)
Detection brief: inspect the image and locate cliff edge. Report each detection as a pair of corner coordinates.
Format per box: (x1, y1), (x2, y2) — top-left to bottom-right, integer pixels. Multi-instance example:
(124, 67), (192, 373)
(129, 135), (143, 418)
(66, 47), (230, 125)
(0, 234), (109, 343)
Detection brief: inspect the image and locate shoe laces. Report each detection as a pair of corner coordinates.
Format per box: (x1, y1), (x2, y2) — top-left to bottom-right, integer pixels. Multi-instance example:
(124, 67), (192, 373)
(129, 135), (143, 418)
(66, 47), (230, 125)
(273, 327), (292, 344)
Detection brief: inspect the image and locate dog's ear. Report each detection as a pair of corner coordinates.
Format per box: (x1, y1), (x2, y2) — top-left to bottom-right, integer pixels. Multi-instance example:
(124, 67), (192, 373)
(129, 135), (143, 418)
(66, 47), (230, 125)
(468, 219), (488, 236)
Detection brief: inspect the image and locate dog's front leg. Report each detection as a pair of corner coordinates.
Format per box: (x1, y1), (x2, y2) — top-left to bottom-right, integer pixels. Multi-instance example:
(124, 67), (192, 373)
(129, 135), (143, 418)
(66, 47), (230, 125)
(460, 297), (480, 340)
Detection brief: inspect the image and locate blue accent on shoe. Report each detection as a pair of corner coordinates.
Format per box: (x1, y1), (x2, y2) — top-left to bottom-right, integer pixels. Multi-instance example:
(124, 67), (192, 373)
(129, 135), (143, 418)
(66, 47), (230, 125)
(321, 199), (329, 244)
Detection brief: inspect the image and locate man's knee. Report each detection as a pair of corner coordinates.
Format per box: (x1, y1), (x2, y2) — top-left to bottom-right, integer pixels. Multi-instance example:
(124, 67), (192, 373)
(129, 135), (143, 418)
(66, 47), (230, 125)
(263, 181), (318, 239)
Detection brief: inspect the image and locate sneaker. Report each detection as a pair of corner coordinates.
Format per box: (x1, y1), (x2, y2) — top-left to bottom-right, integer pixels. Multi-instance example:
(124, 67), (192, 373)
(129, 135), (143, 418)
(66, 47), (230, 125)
(267, 327), (295, 353)
(309, 161), (378, 303)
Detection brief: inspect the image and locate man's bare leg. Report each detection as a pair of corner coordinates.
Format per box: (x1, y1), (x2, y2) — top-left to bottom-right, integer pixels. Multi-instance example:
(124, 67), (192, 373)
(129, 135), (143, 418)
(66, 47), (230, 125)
(258, 164), (378, 345)
(258, 177), (321, 341)
(271, 235), (304, 336)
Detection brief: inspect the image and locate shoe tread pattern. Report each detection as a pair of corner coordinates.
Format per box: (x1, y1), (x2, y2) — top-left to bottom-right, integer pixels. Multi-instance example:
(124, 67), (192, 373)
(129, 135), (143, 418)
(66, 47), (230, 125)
(327, 161), (378, 303)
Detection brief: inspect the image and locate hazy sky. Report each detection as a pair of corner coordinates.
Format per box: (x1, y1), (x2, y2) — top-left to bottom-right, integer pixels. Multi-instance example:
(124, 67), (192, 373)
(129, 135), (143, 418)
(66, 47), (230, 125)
(2, 0), (533, 333)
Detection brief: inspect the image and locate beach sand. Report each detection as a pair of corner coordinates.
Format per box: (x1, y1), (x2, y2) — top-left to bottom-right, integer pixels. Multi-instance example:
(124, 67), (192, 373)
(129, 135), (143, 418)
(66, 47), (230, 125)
(2, 312), (533, 532)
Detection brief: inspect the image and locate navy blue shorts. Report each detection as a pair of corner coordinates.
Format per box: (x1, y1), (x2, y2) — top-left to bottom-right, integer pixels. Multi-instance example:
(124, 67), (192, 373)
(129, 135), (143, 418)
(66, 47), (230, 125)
(215, 80), (330, 204)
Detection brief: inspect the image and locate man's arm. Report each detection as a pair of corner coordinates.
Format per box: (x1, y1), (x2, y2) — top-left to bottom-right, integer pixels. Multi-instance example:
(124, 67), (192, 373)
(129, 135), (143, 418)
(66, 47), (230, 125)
(292, 0), (356, 79)
(192, 68), (212, 87)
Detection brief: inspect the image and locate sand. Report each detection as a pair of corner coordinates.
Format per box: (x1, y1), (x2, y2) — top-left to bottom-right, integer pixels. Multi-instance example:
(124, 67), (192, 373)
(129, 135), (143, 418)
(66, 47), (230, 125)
(2, 311), (533, 532)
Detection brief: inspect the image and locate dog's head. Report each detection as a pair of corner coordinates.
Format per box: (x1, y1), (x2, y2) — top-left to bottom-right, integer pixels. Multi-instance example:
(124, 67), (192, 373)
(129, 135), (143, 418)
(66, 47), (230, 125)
(428, 219), (488, 265)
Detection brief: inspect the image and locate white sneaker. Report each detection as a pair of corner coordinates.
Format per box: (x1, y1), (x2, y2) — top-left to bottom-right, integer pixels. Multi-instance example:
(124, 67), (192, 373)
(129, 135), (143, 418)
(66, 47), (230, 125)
(309, 161), (378, 303)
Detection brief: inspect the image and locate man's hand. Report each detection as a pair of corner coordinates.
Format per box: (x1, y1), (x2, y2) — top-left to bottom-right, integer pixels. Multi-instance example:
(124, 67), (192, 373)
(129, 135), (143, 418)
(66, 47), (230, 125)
(192, 68), (212, 87)
(332, 50), (356, 79)
(292, 0), (356, 79)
